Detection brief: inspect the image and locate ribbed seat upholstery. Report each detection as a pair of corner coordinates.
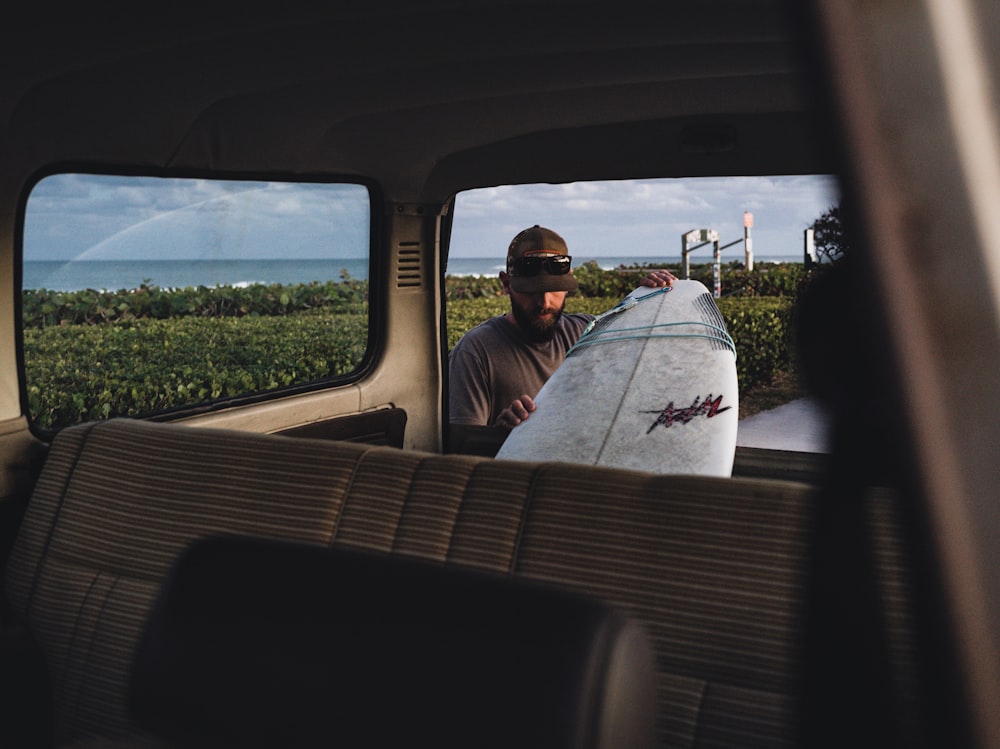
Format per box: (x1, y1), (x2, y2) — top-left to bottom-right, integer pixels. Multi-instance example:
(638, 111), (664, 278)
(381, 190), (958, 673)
(2, 417), (870, 748)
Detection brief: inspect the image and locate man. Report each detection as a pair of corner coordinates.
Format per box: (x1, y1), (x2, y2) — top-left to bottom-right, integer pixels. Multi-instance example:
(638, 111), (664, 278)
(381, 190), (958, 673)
(448, 225), (675, 428)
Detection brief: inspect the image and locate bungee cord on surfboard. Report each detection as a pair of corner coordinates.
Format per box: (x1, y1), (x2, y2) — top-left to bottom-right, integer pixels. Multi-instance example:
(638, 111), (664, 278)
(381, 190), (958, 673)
(568, 285), (737, 358)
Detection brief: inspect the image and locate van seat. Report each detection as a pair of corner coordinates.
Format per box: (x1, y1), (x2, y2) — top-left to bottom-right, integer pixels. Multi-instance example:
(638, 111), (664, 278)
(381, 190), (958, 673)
(1, 417), (896, 748)
(128, 534), (658, 748)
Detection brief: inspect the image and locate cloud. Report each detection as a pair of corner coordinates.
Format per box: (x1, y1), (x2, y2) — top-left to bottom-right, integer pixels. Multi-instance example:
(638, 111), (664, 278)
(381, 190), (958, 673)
(450, 175), (840, 259)
(23, 172), (839, 265)
(23, 175), (370, 261)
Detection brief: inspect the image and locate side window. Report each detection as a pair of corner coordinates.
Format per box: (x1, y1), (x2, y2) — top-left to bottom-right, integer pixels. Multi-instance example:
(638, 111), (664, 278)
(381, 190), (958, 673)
(21, 174), (371, 430)
(446, 176), (841, 457)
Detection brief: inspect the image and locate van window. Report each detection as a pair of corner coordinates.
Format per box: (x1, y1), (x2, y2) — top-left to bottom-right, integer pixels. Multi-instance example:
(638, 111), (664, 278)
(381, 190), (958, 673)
(21, 174), (371, 430)
(447, 176), (841, 456)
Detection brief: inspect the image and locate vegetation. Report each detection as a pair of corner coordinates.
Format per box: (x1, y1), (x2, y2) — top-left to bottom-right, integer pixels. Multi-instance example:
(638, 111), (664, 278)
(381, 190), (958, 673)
(22, 261), (825, 430)
(22, 277), (368, 328)
(24, 310), (368, 428)
(810, 204), (850, 264)
(445, 259), (811, 301)
(447, 259), (822, 417)
(448, 270), (807, 419)
(447, 293), (795, 391)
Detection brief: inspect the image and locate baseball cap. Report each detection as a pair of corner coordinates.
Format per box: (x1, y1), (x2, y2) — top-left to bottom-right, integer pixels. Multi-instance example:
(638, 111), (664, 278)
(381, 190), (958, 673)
(505, 225), (579, 294)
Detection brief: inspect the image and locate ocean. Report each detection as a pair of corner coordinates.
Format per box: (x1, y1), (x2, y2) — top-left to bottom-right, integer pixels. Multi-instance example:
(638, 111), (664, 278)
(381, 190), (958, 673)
(23, 255), (802, 292)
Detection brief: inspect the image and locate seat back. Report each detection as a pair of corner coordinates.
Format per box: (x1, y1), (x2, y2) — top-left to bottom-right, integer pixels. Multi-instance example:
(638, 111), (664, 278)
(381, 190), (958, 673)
(3, 418), (867, 747)
(130, 535), (658, 749)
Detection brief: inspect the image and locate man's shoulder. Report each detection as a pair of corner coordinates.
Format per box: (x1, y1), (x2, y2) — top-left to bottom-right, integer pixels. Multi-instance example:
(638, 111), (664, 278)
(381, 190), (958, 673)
(562, 312), (595, 331)
(451, 315), (510, 349)
(465, 315), (509, 336)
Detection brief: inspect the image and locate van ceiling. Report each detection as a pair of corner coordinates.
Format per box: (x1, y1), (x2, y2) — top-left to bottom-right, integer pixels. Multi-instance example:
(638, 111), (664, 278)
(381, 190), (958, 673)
(0, 1), (833, 201)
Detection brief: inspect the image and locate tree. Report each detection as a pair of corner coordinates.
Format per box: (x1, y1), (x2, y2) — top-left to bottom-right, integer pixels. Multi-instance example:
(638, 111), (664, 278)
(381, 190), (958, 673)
(811, 204), (850, 263)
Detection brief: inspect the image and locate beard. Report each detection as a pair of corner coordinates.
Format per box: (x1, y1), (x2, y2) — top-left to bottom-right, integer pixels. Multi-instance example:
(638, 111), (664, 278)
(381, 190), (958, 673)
(511, 298), (565, 342)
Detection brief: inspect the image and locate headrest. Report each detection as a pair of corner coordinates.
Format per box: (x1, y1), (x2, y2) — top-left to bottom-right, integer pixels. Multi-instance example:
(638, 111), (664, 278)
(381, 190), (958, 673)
(129, 536), (657, 749)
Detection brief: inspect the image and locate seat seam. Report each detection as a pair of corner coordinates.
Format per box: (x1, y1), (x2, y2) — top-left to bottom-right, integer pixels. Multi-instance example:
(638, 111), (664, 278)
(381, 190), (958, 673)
(442, 462), (474, 563)
(390, 455), (428, 554)
(56, 569), (113, 736)
(508, 463), (545, 579)
(23, 423), (98, 629)
(327, 448), (371, 544)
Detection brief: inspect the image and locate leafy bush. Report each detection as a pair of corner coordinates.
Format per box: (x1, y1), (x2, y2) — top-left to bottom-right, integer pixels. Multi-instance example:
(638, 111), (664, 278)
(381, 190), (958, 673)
(445, 260), (811, 300)
(571, 262), (643, 298)
(25, 310), (367, 430)
(446, 294), (795, 393)
(676, 262), (808, 298)
(24, 263), (814, 430)
(717, 297), (795, 388)
(22, 278), (368, 328)
(452, 259), (820, 307)
(444, 274), (504, 300)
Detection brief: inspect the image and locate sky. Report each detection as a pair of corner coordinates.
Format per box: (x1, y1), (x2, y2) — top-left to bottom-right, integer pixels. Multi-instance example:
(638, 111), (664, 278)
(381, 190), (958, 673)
(22, 173), (840, 262)
(450, 175), (840, 259)
(23, 175), (371, 262)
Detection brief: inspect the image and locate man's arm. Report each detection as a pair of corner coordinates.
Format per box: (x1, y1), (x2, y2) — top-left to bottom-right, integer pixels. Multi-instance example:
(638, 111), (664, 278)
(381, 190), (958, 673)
(447, 341), (494, 426)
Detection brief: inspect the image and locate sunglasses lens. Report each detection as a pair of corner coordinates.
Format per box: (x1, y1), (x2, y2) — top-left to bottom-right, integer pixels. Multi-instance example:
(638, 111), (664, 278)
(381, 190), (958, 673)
(546, 256), (571, 274)
(513, 255), (572, 276)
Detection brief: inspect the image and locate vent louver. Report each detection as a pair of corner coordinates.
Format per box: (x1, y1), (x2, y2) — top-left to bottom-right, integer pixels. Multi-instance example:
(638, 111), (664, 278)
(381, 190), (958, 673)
(397, 242), (422, 288)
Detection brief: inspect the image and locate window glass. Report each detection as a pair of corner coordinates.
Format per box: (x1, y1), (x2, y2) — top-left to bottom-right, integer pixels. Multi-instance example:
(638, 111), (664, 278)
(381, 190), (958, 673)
(22, 174), (371, 430)
(446, 176), (841, 456)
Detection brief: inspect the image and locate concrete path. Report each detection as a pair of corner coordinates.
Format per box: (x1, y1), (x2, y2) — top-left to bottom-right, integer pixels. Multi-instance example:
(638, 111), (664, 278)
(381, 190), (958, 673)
(736, 397), (831, 453)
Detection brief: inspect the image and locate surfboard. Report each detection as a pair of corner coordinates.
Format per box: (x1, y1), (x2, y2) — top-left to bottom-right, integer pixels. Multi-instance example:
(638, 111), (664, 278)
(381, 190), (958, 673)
(494, 279), (739, 476)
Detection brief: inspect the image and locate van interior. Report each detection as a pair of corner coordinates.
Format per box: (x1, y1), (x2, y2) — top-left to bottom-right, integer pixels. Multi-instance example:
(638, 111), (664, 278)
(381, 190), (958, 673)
(2, 2), (1000, 747)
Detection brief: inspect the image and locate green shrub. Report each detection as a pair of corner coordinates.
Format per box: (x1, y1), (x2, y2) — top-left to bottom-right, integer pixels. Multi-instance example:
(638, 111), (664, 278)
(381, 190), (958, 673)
(717, 297), (795, 389)
(22, 278), (368, 328)
(24, 264), (812, 430)
(444, 275), (504, 300)
(24, 311), (367, 430)
(571, 262), (644, 298)
(447, 294), (795, 393)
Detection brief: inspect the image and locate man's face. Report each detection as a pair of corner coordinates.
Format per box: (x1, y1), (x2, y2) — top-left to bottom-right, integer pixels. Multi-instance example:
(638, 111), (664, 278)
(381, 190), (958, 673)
(502, 272), (568, 342)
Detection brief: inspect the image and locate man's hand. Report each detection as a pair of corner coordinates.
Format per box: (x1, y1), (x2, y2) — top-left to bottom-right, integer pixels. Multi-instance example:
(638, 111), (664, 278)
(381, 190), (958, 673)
(639, 269), (677, 288)
(495, 395), (536, 429)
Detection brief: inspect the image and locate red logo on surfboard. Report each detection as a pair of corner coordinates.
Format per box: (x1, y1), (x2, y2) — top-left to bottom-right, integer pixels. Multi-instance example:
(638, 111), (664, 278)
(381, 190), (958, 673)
(642, 394), (732, 433)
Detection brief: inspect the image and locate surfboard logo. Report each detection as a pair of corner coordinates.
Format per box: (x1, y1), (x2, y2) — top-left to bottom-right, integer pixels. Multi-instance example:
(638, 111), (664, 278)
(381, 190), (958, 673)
(642, 394), (732, 433)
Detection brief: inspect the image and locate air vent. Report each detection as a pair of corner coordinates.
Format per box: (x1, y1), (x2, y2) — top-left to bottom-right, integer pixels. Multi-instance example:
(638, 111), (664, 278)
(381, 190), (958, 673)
(396, 242), (422, 288)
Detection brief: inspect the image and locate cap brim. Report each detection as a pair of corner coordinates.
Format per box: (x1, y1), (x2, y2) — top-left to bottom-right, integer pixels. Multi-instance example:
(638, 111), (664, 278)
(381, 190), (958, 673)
(509, 273), (579, 294)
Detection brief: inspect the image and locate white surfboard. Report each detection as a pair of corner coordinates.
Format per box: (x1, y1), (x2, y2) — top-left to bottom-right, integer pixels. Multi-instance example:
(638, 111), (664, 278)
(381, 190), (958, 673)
(495, 279), (738, 476)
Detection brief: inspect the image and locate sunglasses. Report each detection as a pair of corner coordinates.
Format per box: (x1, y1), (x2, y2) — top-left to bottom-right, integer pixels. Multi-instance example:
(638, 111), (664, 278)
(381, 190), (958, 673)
(509, 254), (573, 276)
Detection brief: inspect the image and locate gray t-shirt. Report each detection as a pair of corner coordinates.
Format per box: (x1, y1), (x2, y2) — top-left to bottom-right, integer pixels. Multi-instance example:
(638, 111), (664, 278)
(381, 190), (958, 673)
(448, 313), (594, 426)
